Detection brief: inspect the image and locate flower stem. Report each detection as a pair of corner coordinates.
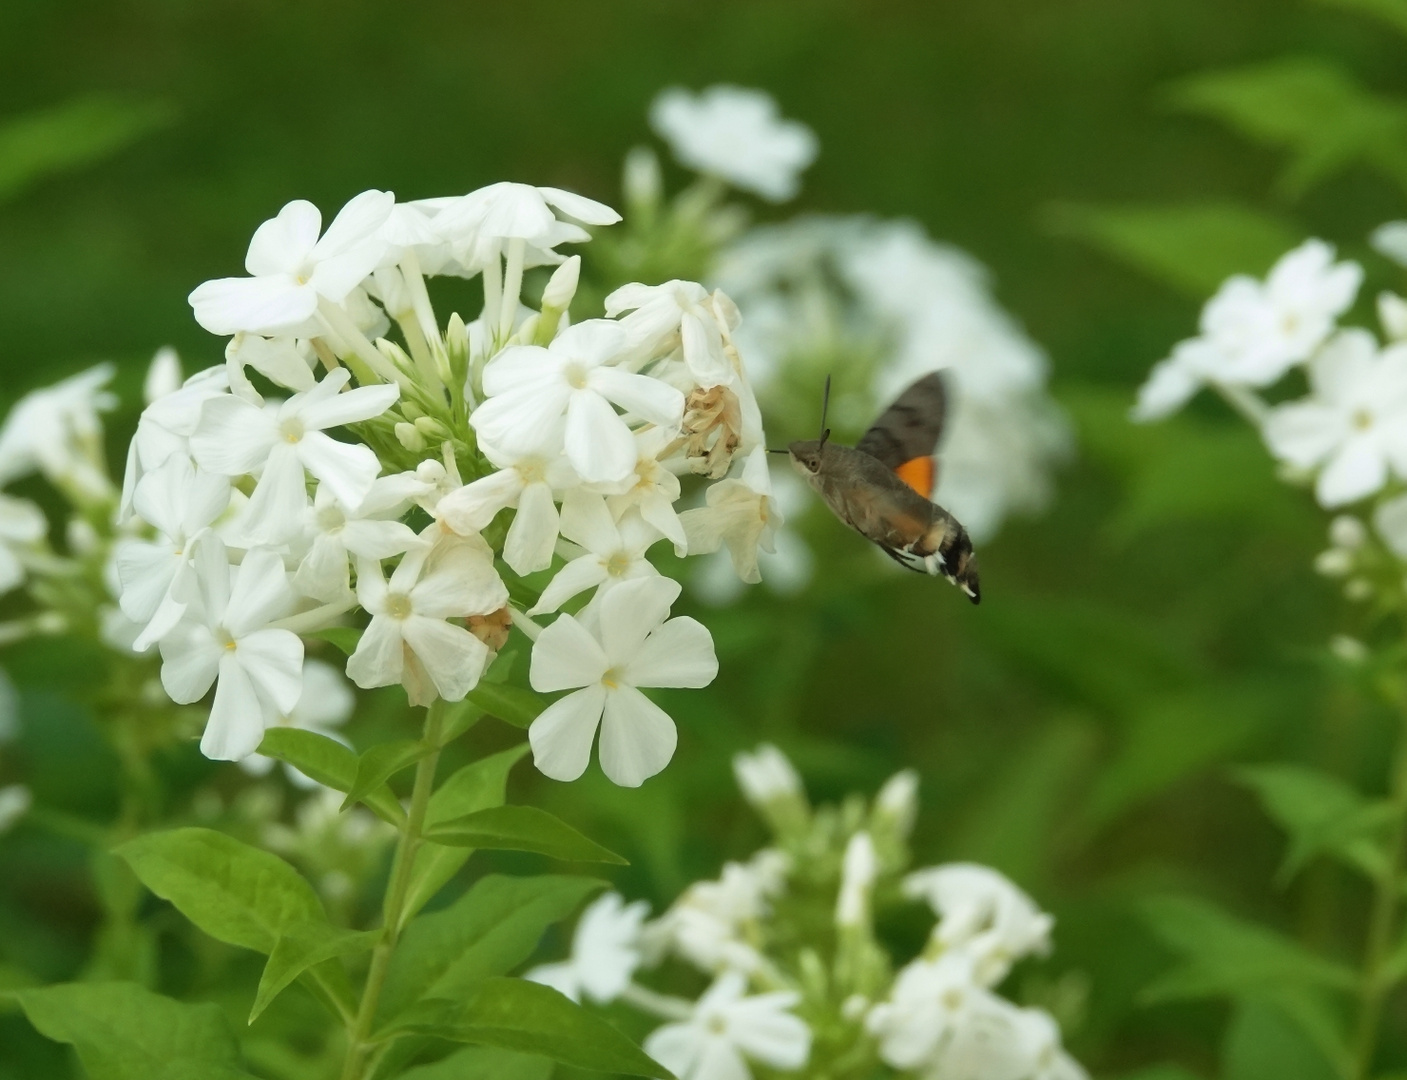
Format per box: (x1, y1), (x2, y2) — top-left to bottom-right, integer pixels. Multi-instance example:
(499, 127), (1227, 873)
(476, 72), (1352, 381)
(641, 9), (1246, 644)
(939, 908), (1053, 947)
(1350, 697), (1407, 1079)
(339, 701), (446, 1080)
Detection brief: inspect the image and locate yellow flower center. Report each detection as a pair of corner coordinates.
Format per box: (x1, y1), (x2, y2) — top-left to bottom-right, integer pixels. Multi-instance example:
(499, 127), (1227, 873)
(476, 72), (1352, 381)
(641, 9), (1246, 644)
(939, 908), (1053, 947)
(385, 592), (413, 619)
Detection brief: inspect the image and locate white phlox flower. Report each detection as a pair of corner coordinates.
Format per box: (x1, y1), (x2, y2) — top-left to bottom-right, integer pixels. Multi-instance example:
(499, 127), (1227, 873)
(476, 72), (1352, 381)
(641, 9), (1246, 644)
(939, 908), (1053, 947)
(470, 319), (685, 485)
(647, 852), (786, 974)
(191, 367), (400, 544)
(436, 442), (580, 577)
(599, 427), (688, 554)
(1262, 329), (1407, 507)
(528, 493), (664, 615)
(430, 182), (620, 274)
(188, 190), (395, 336)
(226, 333), (318, 394)
(732, 743), (804, 808)
(606, 280), (739, 387)
(157, 535), (304, 761)
(242, 658), (357, 787)
(527, 575), (717, 787)
(293, 473), (428, 603)
(679, 447), (781, 584)
(115, 453), (232, 650)
(650, 85), (818, 202)
(120, 365), (231, 523)
(904, 863), (1054, 987)
(526, 891), (650, 1005)
(0, 364), (116, 499)
(345, 536), (509, 707)
(1004, 1006), (1090, 1080)
(865, 951), (991, 1070)
(0, 495), (48, 596)
(643, 970), (811, 1080)
(1371, 220), (1407, 267)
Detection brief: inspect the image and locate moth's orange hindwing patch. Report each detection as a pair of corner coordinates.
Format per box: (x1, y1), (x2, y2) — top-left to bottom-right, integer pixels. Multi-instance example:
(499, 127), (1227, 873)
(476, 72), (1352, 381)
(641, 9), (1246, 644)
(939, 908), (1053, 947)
(894, 456), (935, 499)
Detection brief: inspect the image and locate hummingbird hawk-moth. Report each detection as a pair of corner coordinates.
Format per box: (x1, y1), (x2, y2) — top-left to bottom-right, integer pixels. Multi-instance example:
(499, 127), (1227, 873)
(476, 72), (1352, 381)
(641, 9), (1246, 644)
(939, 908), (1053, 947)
(787, 372), (980, 604)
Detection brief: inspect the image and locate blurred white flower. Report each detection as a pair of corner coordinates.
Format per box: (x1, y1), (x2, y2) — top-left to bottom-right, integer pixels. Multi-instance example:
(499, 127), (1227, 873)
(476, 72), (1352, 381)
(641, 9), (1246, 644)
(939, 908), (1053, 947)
(733, 744), (804, 807)
(0, 364), (116, 499)
(1263, 329), (1407, 507)
(528, 495), (664, 615)
(0, 784), (31, 834)
(188, 191), (395, 336)
(144, 347), (184, 404)
(120, 365), (231, 524)
(875, 769), (920, 838)
(470, 320), (685, 485)
(606, 280), (738, 387)
(116, 454), (232, 649)
(528, 576), (716, 787)
(866, 951), (990, 1069)
(644, 970), (811, 1080)
(242, 658), (356, 787)
(1371, 220), (1407, 267)
(0, 495), (46, 597)
(346, 538), (508, 706)
(1374, 494), (1407, 560)
(647, 852), (786, 974)
(1379, 292), (1407, 343)
(1003, 1006), (1090, 1080)
(651, 86), (818, 202)
(293, 473), (427, 603)
(835, 831), (878, 928)
(191, 367), (399, 543)
(904, 864), (1053, 987)
(527, 891), (650, 1005)
(431, 182), (620, 272)
(158, 536), (304, 761)
(680, 447), (781, 585)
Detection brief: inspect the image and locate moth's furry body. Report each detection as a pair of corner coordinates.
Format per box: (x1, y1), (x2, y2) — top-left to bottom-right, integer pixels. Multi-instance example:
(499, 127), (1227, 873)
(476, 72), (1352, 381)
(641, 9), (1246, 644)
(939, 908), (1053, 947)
(786, 372), (981, 604)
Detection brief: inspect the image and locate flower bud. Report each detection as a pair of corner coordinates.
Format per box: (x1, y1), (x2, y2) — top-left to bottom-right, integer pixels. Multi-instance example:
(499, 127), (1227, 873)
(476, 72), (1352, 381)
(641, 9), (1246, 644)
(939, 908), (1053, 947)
(542, 255), (581, 312)
(1315, 548), (1352, 578)
(1329, 515), (1367, 551)
(624, 146), (662, 211)
(0, 784), (32, 834)
(733, 743), (809, 838)
(144, 347), (182, 404)
(1345, 577), (1374, 601)
(1330, 634), (1368, 664)
(1380, 291), (1407, 342)
(835, 831), (878, 928)
(414, 415), (450, 441)
(874, 769), (919, 839)
(376, 338), (415, 379)
(446, 312), (470, 390)
(395, 421), (427, 452)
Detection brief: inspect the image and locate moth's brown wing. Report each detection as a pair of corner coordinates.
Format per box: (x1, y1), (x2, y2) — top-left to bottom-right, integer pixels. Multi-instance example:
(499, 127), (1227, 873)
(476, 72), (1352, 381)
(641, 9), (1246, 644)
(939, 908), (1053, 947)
(855, 372), (948, 498)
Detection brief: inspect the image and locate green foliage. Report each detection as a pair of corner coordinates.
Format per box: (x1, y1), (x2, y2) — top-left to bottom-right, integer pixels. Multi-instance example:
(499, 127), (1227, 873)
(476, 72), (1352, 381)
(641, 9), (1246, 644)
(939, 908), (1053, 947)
(0, 94), (174, 204)
(1236, 764), (1397, 882)
(1043, 202), (1301, 297)
(376, 874), (604, 1029)
(308, 627), (365, 656)
(257, 728), (406, 826)
(251, 922), (378, 1023)
(344, 740), (434, 811)
(398, 1046), (552, 1080)
(1222, 999), (1341, 1080)
(1164, 57), (1407, 197)
(466, 682), (546, 730)
(13, 981), (254, 1080)
(1315, 0), (1407, 36)
(423, 805), (629, 865)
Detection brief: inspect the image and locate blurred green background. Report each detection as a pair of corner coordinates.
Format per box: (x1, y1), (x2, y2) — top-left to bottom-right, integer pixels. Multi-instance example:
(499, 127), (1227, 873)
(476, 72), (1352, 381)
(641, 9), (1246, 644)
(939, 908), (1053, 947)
(4, 0), (1407, 1076)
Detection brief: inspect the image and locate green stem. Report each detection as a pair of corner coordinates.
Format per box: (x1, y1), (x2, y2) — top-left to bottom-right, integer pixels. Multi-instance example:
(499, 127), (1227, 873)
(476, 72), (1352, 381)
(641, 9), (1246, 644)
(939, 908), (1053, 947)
(1351, 701), (1407, 1079)
(340, 702), (445, 1080)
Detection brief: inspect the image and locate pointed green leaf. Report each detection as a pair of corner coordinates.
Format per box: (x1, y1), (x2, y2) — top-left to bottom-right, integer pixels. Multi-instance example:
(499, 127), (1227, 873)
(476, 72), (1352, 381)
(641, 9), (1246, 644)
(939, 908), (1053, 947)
(343, 739), (432, 812)
(257, 728), (404, 826)
(1043, 201), (1300, 297)
(454, 978), (670, 1078)
(424, 805), (627, 865)
(308, 626), (363, 655)
(1237, 764), (1397, 882)
(467, 682), (545, 729)
(399, 1046), (552, 1080)
(14, 981), (248, 1080)
(251, 921), (379, 1023)
(439, 700), (485, 745)
(116, 828), (325, 954)
(1141, 895), (1356, 1002)
(401, 744), (530, 923)
(377, 873), (605, 1029)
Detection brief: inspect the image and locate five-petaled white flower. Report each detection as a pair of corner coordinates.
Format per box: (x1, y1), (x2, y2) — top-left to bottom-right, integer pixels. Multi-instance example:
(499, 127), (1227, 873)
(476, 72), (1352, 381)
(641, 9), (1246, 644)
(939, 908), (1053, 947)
(680, 447), (781, 584)
(1263, 329), (1407, 507)
(431, 182), (621, 272)
(191, 367), (399, 544)
(346, 536), (508, 706)
(157, 535), (304, 761)
(188, 191), (394, 336)
(293, 473), (427, 603)
(528, 575), (716, 787)
(0, 364), (116, 500)
(527, 891), (651, 1005)
(644, 970), (811, 1080)
(606, 280), (739, 387)
(651, 86), (818, 202)
(470, 319), (685, 485)
(600, 427), (688, 553)
(528, 493), (664, 615)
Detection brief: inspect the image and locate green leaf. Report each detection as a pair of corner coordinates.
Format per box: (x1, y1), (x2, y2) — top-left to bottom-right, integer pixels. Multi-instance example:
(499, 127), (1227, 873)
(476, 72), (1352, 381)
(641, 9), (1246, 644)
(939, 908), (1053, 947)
(424, 805), (628, 865)
(0, 95), (175, 204)
(250, 921), (378, 1023)
(1237, 764), (1397, 882)
(116, 828), (325, 954)
(1315, 0), (1407, 36)
(467, 682), (546, 729)
(1165, 57), (1407, 196)
(377, 873), (605, 1029)
(1043, 201), (1300, 297)
(401, 743), (530, 923)
(455, 978), (670, 1079)
(399, 1046), (552, 1080)
(343, 739), (432, 812)
(308, 626), (364, 655)
(14, 981), (248, 1080)
(1141, 895), (1356, 1002)
(257, 728), (405, 826)
(1222, 997), (1344, 1080)
(439, 700), (486, 745)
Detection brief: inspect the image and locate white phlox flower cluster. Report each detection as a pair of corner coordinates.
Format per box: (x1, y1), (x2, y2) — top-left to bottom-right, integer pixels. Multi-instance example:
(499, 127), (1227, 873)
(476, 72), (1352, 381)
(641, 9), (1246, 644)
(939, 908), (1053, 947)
(526, 743), (1084, 1080)
(1136, 232), (1407, 605)
(103, 181), (774, 785)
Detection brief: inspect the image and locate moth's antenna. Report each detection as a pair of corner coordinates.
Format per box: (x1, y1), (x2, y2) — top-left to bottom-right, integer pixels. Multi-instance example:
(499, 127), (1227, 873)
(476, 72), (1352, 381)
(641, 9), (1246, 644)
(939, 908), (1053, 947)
(766, 448), (790, 454)
(818, 375), (832, 448)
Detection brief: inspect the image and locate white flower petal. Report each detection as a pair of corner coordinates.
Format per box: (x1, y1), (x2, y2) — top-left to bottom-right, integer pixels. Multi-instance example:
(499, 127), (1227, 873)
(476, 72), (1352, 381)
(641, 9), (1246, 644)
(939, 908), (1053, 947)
(438, 469), (524, 534)
(589, 366), (686, 429)
(625, 616), (718, 689)
(245, 200), (321, 276)
(297, 381), (401, 430)
(201, 652), (271, 760)
(401, 616), (490, 700)
(529, 685), (607, 782)
(296, 432), (380, 511)
(564, 390), (636, 484)
(599, 576), (682, 666)
(236, 628), (305, 714)
(529, 555), (609, 616)
(503, 480), (560, 575)
(1317, 438), (1387, 506)
(159, 623), (222, 703)
(190, 395), (279, 476)
(225, 548), (295, 637)
(243, 442), (310, 545)
(598, 686), (677, 787)
(189, 275), (319, 337)
(530, 612), (609, 692)
(346, 615), (404, 689)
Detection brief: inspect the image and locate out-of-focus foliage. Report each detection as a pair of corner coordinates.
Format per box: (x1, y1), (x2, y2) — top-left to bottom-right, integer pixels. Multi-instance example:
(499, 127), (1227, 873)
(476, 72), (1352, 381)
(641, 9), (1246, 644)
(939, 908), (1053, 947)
(4, 1), (1407, 1078)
